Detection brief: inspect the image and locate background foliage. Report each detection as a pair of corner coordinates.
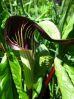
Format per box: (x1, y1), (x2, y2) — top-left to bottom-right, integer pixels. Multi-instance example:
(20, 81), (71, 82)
(0, 0), (74, 99)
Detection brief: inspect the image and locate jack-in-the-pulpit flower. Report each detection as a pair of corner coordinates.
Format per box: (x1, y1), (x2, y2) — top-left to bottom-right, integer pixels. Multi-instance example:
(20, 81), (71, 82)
(4, 16), (74, 90)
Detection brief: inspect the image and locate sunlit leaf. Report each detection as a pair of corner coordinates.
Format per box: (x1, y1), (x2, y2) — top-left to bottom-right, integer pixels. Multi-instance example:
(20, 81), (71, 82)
(64, 64), (74, 85)
(9, 52), (28, 99)
(38, 20), (61, 40)
(0, 53), (13, 99)
(62, 14), (74, 39)
(54, 57), (74, 99)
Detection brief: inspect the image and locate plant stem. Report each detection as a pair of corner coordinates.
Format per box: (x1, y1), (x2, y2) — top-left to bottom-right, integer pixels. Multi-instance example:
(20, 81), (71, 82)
(28, 89), (32, 99)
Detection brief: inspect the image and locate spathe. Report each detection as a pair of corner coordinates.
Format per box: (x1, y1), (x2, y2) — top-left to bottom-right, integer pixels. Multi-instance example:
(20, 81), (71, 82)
(4, 16), (74, 50)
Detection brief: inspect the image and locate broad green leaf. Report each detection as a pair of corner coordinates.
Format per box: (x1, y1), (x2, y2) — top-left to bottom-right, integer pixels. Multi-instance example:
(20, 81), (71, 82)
(0, 53), (13, 99)
(20, 50), (34, 89)
(54, 57), (74, 99)
(9, 52), (22, 91)
(62, 14), (74, 39)
(64, 64), (74, 85)
(9, 52), (26, 99)
(38, 20), (61, 40)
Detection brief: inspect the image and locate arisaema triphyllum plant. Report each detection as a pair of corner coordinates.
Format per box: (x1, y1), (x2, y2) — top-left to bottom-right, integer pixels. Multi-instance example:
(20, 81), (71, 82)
(4, 16), (74, 99)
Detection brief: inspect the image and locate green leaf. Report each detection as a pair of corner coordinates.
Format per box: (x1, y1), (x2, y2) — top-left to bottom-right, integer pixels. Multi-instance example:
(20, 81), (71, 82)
(19, 91), (29, 99)
(0, 53), (7, 75)
(64, 64), (74, 85)
(0, 53), (13, 99)
(54, 57), (74, 99)
(9, 52), (22, 91)
(58, 0), (73, 33)
(9, 52), (27, 99)
(0, 73), (13, 99)
(33, 78), (42, 99)
(38, 20), (61, 40)
(20, 50), (34, 89)
(62, 14), (74, 39)
(36, 44), (49, 56)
